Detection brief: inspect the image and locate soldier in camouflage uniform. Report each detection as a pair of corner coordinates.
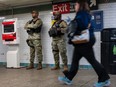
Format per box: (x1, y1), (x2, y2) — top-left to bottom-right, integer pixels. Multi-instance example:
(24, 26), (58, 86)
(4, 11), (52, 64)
(49, 11), (68, 71)
(24, 10), (43, 70)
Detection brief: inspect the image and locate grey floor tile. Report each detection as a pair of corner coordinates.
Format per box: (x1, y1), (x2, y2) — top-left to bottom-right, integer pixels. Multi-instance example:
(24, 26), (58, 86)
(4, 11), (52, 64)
(0, 67), (115, 87)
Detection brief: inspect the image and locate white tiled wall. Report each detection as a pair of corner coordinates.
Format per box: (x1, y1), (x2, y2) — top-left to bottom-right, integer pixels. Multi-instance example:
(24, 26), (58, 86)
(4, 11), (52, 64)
(0, 2), (116, 66)
(0, 20), (7, 63)
(99, 3), (116, 28)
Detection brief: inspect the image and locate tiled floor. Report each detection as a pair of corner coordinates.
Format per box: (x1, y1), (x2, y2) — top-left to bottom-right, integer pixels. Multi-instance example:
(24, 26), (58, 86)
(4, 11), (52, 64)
(0, 67), (115, 87)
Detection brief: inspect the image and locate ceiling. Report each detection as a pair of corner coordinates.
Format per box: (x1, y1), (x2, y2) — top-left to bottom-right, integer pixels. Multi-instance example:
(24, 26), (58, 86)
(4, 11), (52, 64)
(0, 0), (52, 10)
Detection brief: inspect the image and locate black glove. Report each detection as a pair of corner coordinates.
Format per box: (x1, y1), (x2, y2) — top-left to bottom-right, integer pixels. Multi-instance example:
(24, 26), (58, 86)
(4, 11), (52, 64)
(27, 30), (33, 35)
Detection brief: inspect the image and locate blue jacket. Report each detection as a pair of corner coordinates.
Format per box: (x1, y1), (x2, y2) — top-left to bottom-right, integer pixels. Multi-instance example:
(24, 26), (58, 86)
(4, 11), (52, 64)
(75, 10), (96, 46)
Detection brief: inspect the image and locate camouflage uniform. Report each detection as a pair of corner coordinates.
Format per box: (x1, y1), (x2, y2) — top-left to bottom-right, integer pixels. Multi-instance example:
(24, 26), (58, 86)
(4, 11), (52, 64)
(24, 18), (43, 65)
(51, 20), (68, 68)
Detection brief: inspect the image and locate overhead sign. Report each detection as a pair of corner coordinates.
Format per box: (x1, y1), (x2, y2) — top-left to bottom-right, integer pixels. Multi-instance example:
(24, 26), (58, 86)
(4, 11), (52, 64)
(89, 0), (98, 10)
(52, 0), (98, 14)
(52, 2), (70, 14)
(90, 0), (97, 7)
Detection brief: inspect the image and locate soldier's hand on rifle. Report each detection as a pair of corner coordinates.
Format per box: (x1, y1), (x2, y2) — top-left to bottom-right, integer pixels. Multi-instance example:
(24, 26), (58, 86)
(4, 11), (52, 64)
(27, 24), (33, 29)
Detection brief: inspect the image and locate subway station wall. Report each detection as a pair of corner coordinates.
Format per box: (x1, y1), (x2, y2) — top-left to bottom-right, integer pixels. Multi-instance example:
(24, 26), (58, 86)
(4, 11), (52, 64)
(0, 3), (115, 66)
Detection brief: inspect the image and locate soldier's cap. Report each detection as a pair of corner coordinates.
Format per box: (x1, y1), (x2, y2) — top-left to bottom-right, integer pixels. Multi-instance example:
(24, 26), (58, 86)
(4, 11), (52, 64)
(31, 10), (39, 14)
(53, 11), (61, 16)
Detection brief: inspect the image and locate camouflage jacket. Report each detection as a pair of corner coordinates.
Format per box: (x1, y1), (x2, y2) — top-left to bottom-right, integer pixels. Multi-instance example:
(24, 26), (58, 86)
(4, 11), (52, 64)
(24, 18), (43, 40)
(50, 20), (67, 41)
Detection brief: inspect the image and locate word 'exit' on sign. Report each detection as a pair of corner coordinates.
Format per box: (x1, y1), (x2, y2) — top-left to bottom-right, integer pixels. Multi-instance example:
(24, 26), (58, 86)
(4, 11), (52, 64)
(53, 3), (70, 14)
(52, 0), (98, 14)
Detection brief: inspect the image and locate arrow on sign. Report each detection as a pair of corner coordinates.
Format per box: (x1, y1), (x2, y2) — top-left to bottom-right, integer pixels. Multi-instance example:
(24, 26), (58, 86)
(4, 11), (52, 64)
(90, 0), (96, 7)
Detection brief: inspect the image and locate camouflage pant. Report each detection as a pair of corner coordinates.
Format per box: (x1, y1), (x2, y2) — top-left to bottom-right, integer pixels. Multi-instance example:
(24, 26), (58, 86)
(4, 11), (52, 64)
(52, 39), (68, 67)
(27, 39), (43, 64)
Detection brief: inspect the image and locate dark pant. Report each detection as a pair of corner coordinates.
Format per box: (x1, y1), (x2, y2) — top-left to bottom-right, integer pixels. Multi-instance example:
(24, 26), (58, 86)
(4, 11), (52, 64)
(63, 45), (110, 82)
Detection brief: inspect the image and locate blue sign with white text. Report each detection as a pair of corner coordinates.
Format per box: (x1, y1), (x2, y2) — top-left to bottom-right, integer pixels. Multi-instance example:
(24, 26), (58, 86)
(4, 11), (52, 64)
(92, 11), (103, 32)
